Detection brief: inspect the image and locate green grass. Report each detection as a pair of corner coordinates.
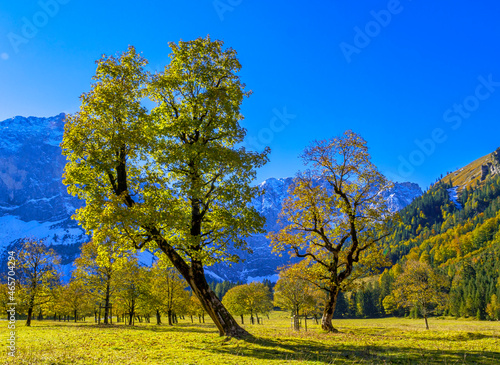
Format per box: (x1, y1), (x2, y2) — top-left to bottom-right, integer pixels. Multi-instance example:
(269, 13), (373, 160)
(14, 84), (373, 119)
(3, 312), (500, 364)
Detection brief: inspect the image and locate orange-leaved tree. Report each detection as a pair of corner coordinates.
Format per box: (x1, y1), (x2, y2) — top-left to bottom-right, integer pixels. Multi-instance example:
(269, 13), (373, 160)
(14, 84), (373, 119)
(270, 131), (396, 332)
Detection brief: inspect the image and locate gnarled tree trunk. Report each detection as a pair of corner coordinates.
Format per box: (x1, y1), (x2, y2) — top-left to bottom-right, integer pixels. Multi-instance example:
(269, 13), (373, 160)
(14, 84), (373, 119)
(157, 236), (248, 338)
(321, 287), (340, 333)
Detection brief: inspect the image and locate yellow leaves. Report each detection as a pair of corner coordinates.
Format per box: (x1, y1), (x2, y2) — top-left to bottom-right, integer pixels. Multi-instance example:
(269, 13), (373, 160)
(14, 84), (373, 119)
(269, 131), (396, 313)
(382, 294), (398, 314)
(222, 282), (272, 316)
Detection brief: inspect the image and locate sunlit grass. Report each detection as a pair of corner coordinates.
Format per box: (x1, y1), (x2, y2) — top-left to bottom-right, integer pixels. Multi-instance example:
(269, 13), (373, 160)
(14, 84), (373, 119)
(3, 312), (500, 364)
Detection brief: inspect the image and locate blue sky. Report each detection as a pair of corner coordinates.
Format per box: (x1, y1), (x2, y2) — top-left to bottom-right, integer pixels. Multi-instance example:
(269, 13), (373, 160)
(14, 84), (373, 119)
(1, 0), (499, 189)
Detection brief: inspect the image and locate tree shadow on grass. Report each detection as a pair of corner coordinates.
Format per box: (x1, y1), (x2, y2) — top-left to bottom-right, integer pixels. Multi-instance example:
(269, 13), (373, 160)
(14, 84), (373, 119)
(196, 335), (500, 364)
(445, 332), (494, 341)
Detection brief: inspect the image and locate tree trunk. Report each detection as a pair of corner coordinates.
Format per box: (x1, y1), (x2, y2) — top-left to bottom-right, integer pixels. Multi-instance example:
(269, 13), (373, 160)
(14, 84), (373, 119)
(26, 306), (34, 327)
(129, 298), (135, 326)
(110, 146), (248, 338)
(156, 309), (161, 325)
(168, 309), (173, 326)
(74, 309), (77, 323)
(424, 315), (429, 330)
(321, 288), (340, 332)
(156, 232), (249, 338)
(104, 280), (111, 325)
(240, 314), (244, 324)
(26, 294), (35, 326)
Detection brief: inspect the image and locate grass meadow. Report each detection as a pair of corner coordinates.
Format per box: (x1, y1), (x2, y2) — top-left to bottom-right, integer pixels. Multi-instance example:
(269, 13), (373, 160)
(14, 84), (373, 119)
(2, 311), (500, 364)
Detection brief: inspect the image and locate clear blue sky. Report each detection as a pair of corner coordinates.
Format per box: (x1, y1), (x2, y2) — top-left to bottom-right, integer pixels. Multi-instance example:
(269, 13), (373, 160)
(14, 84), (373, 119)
(1, 0), (499, 189)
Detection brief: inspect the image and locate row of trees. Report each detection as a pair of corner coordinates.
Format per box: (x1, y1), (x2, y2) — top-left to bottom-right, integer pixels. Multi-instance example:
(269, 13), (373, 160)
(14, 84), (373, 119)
(2, 239), (317, 328)
(1, 239), (205, 327)
(9, 32), (499, 338)
(6, 236), (497, 333)
(331, 250), (500, 324)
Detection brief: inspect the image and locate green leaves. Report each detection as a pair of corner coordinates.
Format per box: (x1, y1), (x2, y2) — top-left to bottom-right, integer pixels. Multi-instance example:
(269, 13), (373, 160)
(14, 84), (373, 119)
(62, 36), (269, 267)
(390, 260), (449, 327)
(222, 282), (272, 317)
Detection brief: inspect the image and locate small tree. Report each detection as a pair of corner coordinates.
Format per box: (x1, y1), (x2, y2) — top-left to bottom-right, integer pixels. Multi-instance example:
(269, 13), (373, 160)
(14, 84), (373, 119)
(17, 239), (60, 326)
(148, 258), (189, 326)
(59, 278), (93, 322)
(221, 285), (247, 324)
(222, 282), (272, 324)
(188, 295), (207, 323)
(486, 294), (500, 320)
(270, 131), (395, 332)
(73, 240), (130, 324)
(390, 260), (449, 329)
(115, 257), (148, 325)
(274, 262), (322, 329)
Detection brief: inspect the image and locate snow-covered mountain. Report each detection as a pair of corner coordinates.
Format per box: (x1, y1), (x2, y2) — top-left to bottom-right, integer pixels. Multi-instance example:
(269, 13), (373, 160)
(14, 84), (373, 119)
(378, 182), (423, 213)
(207, 177), (422, 282)
(0, 114), (87, 267)
(0, 114), (422, 283)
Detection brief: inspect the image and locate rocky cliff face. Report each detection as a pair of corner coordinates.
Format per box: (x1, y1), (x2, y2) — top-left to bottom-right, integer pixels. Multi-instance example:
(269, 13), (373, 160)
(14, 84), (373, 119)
(481, 148), (500, 181)
(0, 114), (422, 282)
(0, 114), (82, 221)
(378, 182), (423, 213)
(0, 114), (86, 263)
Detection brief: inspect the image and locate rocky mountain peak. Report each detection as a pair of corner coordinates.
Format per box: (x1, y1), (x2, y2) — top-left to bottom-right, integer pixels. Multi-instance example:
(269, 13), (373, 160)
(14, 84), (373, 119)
(0, 113), (423, 283)
(481, 147), (500, 181)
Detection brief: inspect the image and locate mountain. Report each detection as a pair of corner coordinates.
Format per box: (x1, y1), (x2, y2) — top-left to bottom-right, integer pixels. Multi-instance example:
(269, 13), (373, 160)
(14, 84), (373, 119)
(0, 114), (422, 283)
(207, 178), (422, 282)
(441, 147), (500, 191)
(385, 146), (500, 265)
(381, 149), (500, 321)
(0, 114), (87, 270)
(378, 182), (423, 213)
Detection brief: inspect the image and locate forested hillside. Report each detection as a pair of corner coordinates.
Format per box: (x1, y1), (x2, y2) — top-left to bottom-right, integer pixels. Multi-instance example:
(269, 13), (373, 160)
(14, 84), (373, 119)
(334, 150), (500, 321)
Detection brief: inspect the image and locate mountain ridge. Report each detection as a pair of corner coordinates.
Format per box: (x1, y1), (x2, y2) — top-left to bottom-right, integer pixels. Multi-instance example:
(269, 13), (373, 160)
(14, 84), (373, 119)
(441, 147), (500, 192)
(0, 114), (422, 282)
